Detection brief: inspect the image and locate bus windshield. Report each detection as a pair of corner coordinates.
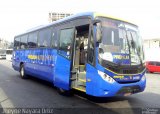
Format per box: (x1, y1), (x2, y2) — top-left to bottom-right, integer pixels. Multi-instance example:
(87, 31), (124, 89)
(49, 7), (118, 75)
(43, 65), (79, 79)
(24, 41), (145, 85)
(97, 17), (144, 66)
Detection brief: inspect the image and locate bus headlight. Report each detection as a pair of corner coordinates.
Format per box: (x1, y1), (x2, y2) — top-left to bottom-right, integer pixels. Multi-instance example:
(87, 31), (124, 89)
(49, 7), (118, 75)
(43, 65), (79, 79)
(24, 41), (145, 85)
(98, 70), (115, 83)
(141, 74), (146, 81)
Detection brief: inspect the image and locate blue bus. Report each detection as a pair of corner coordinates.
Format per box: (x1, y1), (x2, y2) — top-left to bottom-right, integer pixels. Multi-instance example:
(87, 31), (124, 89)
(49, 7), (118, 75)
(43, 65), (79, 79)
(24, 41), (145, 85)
(12, 12), (146, 97)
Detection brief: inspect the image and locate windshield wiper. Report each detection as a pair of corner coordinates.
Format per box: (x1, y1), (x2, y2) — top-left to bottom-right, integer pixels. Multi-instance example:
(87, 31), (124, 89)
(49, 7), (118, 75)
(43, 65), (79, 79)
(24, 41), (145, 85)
(125, 33), (131, 65)
(130, 32), (142, 65)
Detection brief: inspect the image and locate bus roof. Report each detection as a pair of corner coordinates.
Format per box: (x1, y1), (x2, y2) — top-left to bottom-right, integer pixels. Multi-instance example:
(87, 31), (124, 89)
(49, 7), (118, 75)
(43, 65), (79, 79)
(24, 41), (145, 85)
(93, 12), (135, 25)
(15, 12), (136, 37)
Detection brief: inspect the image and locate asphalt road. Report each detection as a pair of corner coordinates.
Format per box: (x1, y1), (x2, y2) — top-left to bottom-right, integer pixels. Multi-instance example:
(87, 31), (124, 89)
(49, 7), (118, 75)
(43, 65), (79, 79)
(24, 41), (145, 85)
(0, 60), (160, 114)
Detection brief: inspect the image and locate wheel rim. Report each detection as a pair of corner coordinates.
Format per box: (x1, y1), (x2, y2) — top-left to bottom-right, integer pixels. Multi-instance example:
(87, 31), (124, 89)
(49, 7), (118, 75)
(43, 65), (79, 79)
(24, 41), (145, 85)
(59, 88), (65, 92)
(21, 67), (24, 77)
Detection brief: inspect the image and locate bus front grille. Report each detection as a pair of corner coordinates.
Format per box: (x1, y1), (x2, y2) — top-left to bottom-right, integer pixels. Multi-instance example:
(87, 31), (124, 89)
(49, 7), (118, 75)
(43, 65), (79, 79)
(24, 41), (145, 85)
(107, 66), (145, 74)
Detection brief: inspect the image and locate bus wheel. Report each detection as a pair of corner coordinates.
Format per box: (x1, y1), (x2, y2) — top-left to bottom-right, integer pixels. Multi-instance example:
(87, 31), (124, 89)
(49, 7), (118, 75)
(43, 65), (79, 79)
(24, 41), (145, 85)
(20, 64), (28, 79)
(57, 88), (72, 96)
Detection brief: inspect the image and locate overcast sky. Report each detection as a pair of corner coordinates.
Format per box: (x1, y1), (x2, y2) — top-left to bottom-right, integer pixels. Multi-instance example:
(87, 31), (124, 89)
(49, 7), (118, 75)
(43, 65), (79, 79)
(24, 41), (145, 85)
(0, 0), (160, 42)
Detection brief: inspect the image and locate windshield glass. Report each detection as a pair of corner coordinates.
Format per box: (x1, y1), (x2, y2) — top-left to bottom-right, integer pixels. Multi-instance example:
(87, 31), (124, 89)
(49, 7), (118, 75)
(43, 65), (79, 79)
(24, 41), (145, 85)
(97, 17), (144, 66)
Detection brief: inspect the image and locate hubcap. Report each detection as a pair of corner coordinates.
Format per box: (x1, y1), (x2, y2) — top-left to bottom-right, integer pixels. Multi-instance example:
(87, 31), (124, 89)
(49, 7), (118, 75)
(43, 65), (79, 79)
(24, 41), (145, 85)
(21, 67), (24, 77)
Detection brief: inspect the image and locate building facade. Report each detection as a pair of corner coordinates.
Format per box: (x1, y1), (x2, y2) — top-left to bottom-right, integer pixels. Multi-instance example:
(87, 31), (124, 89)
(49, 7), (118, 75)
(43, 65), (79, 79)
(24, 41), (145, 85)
(143, 38), (160, 61)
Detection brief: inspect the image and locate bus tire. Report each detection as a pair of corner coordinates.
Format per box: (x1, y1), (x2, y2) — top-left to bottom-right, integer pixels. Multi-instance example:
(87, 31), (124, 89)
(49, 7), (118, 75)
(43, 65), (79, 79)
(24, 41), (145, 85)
(57, 88), (72, 96)
(20, 64), (28, 79)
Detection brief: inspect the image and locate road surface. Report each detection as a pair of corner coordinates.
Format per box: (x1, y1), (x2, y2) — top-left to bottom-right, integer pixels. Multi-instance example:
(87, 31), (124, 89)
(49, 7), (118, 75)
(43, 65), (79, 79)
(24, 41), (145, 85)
(0, 60), (160, 114)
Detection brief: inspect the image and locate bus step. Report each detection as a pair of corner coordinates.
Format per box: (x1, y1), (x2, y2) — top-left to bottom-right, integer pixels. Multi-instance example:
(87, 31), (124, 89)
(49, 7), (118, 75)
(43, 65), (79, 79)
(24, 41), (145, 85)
(77, 80), (86, 87)
(78, 72), (86, 79)
(78, 84), (86, 87)
(70, 77), (77, 81)
(78, 79), (86, 83)
(72, 87), (86, 92)
(71, 71), (77, 74)
(79, 65), (85, 72)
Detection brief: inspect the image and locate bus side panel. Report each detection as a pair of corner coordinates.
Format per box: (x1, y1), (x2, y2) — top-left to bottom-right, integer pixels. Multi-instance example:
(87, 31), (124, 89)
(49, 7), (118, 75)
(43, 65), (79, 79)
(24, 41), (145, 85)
(86, 63), (97, 95)
(35, 48), (53, 82)
(25, 49), (56, 82)
(54, 55), (71, 90)
(12, 50), (21, 71)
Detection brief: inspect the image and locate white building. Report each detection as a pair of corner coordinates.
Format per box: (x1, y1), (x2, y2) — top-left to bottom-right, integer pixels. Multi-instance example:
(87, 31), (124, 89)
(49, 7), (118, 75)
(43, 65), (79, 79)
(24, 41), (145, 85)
(143, 38), (160, 61)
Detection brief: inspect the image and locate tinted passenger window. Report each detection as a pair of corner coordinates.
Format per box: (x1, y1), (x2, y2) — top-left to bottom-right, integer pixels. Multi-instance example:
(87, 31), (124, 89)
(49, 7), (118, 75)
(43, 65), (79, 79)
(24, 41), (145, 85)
(149, 62), (155, 65)
(51, 28), (57, 48)
(28, 32), (37, 48)
(14, 37), (20, 49)
(20, 35), (28, 49)
(59, 28), (74, 59)
(88, 31), (95, 65)
(38, 28), (51, 47)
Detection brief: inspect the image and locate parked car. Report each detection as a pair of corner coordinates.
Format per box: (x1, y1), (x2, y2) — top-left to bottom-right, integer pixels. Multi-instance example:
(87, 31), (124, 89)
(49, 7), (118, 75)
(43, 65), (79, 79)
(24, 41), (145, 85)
(0, 49), (6, 59)
(146, 61), (160, 73)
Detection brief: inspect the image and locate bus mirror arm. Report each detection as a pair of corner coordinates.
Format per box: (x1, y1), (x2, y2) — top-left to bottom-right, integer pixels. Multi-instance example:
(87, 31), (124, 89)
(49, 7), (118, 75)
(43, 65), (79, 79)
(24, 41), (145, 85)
(92, 20), (101, 25)
(96, 42), (100, 47)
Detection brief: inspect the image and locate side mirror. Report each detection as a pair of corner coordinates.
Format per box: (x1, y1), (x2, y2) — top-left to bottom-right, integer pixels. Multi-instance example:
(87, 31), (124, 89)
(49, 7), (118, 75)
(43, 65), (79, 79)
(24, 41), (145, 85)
(93, 19), (102, 43)
(131, 40), (135, 49)
(92, 20), (101, 25)
(95, 23), (102, 43)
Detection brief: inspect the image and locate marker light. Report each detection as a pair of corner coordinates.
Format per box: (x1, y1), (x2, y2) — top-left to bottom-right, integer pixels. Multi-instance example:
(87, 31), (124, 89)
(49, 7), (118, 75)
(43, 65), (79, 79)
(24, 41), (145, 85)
(98, 70), (115, 83)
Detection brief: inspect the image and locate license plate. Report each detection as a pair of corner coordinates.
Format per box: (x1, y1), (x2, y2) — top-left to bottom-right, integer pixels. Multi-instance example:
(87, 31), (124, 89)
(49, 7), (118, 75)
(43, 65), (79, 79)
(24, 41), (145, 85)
(124, 93), (131, 96)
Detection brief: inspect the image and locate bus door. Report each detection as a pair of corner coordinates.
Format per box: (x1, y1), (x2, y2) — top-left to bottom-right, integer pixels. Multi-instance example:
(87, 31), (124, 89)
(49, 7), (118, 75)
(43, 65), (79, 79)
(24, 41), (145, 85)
(71, 25), (90, 92)
(54, 28), (75, 90)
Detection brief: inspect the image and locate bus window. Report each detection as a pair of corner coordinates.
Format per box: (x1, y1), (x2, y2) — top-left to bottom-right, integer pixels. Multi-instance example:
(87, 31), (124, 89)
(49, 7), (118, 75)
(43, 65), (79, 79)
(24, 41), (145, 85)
(14, 37), (20, 49)
(20, 35), (28, 49)
(88, 30), (95, 65)
(28, 32), (38, 48)
(51, 28), (57, 48)
(59, 28), (74, 59)
(38, 28), (52, 47)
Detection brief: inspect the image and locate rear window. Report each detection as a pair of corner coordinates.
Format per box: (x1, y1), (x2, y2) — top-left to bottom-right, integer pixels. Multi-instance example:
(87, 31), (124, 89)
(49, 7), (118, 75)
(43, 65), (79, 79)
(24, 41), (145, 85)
(148, 61), (160, 66)
(156, 62), (160, 66)
(148, 62), (155, 65)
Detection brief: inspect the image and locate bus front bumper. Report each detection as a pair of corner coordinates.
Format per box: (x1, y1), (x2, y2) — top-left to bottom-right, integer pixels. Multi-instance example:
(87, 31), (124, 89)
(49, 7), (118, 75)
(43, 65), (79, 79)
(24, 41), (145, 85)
(91, 78), (146, 97)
